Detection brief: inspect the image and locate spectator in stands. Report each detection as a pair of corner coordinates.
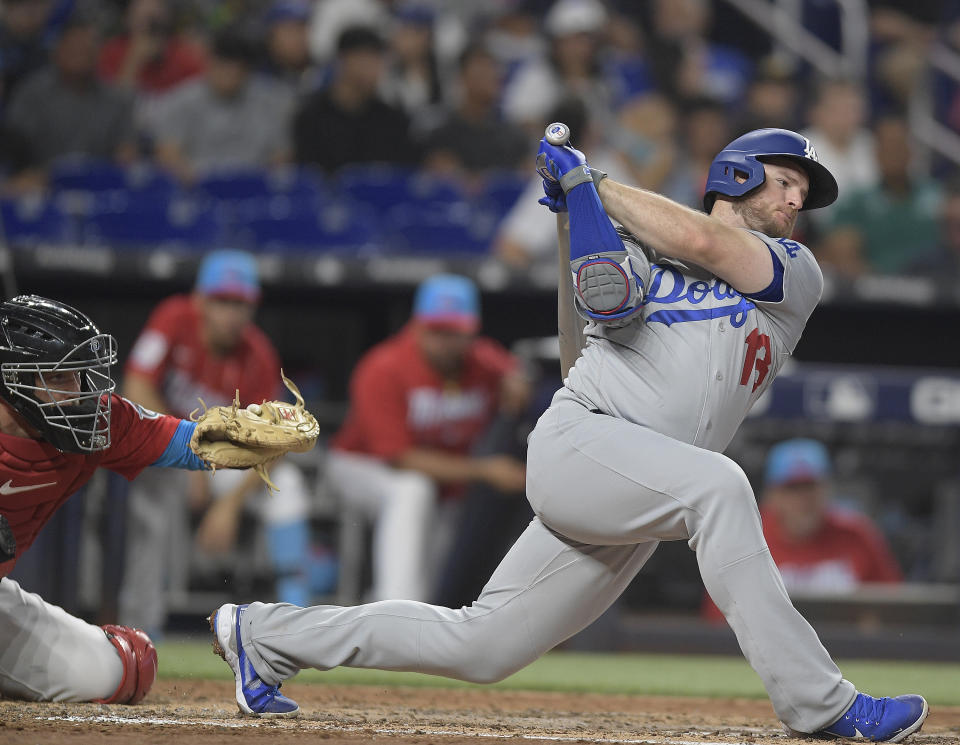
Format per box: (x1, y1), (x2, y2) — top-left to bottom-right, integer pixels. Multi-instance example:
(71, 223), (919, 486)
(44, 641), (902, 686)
(97, 0), (206, 96)
(327, 274), (529, 602)
(501, 0), (623, 136)
(0, 121), (44, 195)
(641, 0), (752, 107)
(306, 0), (387, 67)
(150, 27), (293, 183)
(119, 250), (316, 637)
(259, 0), (317, 95)
(703, 438), (902, 622)
(6, 11), (137, 166)
(0, 0), (57, 106)
(670, 96), (733, 209)
(817, 116), (941, 276)
(800, 79), (878, 206)
(906, 178), (960, 279)
(735, 56), (800, 134)
(293, 25), (419, 173)
(420, 43), (528, 183)
(381, 3), (443, 119)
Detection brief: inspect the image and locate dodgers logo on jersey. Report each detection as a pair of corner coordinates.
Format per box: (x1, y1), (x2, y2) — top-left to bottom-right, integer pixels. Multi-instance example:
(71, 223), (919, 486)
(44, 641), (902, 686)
(644, 265), (756, 327)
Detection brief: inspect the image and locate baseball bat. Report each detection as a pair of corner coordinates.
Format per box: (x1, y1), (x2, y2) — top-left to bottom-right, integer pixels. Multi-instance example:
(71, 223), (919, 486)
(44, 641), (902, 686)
(544, 122), (587, 378)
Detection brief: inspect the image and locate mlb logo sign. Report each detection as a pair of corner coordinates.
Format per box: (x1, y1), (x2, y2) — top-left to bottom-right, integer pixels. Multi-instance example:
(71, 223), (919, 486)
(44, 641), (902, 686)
(278, 406), (296, 422)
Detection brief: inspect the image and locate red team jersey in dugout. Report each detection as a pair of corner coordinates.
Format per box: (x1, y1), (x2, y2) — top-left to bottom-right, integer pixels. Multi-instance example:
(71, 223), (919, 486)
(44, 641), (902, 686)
(332, 325), (516, 461)
(0, 396), (180, 576)
(125, 295), (281, 417)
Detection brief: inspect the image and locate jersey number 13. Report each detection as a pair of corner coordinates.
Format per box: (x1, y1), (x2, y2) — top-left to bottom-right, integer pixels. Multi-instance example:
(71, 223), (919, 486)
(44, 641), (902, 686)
(740, 328), (771, 392)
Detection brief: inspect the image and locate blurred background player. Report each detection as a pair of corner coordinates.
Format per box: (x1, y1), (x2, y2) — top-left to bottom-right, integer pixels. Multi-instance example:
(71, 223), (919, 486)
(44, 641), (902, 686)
(327, 274), (529, 602)
(118, 249), (314, 637)
(703, 438), (902, 622)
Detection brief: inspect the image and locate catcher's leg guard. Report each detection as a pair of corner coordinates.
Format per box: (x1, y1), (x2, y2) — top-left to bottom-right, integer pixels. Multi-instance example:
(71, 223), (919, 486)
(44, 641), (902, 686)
(94, 625), (158, 704)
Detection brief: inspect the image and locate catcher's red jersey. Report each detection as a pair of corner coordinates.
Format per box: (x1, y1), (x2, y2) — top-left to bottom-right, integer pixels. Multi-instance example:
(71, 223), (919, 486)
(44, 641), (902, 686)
(0, 395), (180, 576)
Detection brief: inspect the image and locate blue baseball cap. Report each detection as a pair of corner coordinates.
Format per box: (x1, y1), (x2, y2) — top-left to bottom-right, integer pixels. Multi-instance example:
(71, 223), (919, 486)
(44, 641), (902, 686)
(195, 250), (261, 303)
(413, 274), (480, 332)
(764, 438), (831, 487)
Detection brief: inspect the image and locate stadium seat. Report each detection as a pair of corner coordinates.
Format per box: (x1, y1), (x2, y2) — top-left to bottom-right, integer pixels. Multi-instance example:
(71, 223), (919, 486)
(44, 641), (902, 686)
(0, 196), (73, 244)
(82, 194), (226, 250)
(196, 166), (325, 202)
(383, 201), (498, 255)
(480, 171), (528, 215)
(337, 164), (463, 212)
(233, 198), (381, 253)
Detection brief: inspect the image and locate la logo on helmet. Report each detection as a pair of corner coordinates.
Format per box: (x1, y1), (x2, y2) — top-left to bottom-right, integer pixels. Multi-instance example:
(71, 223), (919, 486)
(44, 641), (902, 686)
(802, 137), (819, 162)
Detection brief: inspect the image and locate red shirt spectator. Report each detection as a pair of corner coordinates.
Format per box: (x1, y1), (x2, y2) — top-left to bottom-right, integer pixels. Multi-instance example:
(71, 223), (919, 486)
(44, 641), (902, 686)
(97, 0), (205, 95)
(125, 292), (279, 416)
(333, 323), (515, 461)
(703, 438), (902, 623)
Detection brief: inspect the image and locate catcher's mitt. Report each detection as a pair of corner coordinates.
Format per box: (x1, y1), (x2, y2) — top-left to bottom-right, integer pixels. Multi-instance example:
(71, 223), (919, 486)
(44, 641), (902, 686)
(189, 372), (319, 491)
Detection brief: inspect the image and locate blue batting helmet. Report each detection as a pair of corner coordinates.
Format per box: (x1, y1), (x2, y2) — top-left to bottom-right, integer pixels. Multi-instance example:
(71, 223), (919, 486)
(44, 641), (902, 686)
(703, 128), (838, 212)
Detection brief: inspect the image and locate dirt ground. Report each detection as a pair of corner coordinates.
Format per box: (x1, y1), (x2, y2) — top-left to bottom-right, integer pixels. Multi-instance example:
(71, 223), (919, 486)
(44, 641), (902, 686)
(2, 680), (957, 745)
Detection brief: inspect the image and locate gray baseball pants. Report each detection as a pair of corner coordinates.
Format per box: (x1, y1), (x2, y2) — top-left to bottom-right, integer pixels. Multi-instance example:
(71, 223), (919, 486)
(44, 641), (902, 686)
(238, 397), (855, 733)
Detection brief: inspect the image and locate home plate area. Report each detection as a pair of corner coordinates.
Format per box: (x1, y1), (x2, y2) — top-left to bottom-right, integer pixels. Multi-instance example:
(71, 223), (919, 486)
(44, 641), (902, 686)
(4, 681), (958, 745)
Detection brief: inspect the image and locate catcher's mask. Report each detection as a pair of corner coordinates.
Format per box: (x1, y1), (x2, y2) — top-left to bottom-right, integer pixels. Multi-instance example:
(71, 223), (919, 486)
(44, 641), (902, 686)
(0, 295), (117, 453)
(703, 128), (839, 213)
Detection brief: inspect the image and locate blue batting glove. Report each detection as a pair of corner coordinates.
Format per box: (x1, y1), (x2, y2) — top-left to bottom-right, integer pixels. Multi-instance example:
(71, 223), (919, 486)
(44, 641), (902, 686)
(537, 178), (567, 213)
(536, 139), (592, 193)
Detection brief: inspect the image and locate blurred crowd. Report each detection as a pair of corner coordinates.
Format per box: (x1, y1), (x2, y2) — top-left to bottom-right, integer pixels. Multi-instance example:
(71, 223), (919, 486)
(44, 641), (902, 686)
(1, 0), (960, 277)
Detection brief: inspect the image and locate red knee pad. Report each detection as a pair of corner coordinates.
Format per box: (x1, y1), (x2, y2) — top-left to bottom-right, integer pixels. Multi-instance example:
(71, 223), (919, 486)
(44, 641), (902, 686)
(94, 625), (158, 704)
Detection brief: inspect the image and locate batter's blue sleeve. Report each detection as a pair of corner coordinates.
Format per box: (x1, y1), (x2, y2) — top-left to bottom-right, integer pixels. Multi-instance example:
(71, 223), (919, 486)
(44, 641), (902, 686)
(566, 182), (625, 261)
(151, 419), (206, 470)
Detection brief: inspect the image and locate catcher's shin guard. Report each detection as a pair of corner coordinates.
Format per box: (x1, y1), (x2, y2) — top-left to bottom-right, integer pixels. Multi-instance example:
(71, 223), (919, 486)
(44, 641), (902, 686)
(94, 625), (158, 704)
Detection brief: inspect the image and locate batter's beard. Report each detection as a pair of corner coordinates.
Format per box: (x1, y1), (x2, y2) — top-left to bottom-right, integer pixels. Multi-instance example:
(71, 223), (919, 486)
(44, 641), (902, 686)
(732, 196), (795, 238)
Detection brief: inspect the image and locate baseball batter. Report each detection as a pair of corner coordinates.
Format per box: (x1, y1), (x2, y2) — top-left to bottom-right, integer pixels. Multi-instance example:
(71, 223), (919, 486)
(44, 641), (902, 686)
(210, 128), (928, 742)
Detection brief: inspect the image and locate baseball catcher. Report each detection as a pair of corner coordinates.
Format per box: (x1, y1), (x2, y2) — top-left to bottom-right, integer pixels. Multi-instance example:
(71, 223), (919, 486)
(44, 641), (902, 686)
(0, 294), (317, 706)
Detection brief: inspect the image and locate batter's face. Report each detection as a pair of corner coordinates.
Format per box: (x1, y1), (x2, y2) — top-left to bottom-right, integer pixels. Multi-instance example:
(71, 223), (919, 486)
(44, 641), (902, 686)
(733, 159), (809, 238)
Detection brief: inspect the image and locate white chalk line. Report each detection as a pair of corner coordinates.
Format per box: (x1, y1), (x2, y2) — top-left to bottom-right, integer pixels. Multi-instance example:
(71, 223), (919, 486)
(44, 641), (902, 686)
(40, 714), (758, 745)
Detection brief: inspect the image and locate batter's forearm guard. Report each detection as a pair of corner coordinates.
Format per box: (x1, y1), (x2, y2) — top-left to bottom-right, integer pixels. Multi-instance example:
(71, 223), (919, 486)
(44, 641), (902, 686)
(567, 184), (648, 326)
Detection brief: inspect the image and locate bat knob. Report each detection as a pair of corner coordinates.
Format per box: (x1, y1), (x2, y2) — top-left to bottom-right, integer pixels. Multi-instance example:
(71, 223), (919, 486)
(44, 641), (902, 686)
(544, 122), (570, 146)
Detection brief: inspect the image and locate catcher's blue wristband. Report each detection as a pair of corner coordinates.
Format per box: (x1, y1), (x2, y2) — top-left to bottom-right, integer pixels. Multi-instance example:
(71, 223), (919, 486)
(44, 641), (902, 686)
(152, 419), (206, 470)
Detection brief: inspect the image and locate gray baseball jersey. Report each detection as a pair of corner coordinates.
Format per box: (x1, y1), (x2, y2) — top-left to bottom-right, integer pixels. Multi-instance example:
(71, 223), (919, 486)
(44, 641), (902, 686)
(229, 229), (856, 735)
(565, 228), (822, 450)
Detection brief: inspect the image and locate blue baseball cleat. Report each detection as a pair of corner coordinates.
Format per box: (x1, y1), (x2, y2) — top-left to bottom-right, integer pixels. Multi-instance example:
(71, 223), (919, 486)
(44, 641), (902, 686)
(209, 603), (300, 718)
(815, 693), (929, 742)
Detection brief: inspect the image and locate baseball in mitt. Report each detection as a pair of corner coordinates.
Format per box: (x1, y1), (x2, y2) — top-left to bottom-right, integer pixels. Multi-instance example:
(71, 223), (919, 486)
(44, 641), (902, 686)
(189, 372), (320, 491)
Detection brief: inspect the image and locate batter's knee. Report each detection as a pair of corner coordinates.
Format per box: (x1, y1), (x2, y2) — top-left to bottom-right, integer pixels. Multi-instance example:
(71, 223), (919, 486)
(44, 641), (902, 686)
(449, 615), (539, 684)
(94, 625), (158, 704)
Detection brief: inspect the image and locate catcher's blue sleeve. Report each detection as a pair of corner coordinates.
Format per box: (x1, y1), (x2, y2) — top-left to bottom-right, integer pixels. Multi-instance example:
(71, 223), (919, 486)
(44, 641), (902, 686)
(151, 420), (206, 470)
(566, 182), (624, 261)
